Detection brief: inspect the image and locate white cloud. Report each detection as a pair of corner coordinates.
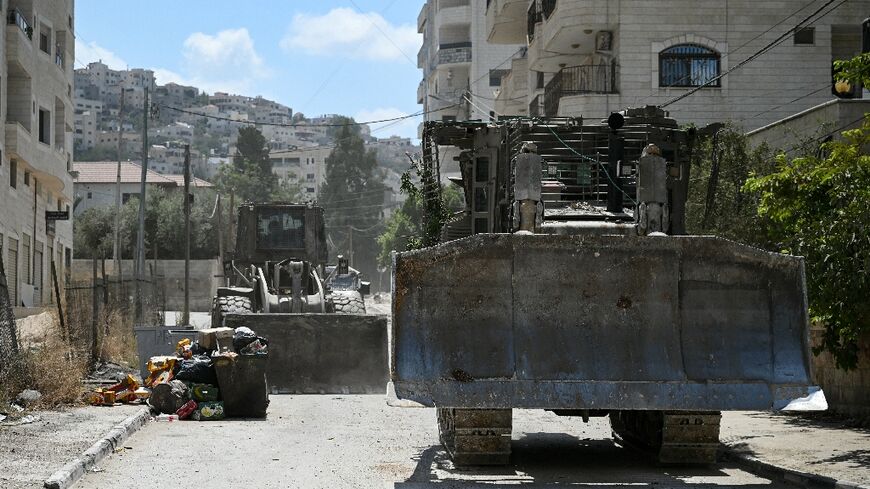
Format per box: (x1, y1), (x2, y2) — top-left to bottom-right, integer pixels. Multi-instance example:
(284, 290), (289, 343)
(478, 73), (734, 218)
(177, 28), (270, 93)
(281, 8), (421, 62)
(75, 39), (127, 70)
(355, 107), (420, 141)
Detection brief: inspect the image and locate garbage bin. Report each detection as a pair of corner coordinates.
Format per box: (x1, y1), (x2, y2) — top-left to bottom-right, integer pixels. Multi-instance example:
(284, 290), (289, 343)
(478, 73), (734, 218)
(213, 354), (269, 418)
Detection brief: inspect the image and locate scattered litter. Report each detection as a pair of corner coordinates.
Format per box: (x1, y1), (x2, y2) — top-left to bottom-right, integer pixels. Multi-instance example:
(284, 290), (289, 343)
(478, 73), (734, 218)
(89, 375), (142, 406)
(0, 414), (6, 422)
(11, 404), (24, 413)
(91, 467), (104, 473)
(154, 414), (179, 422)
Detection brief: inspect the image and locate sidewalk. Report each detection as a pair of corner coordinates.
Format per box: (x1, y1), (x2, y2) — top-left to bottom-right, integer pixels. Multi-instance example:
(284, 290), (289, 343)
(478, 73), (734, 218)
(0, 405), (144, 489)
(721, 411), (870, 488)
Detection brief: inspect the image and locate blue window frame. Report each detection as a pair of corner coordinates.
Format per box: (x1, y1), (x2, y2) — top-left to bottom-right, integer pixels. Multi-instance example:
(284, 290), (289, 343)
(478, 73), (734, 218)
(659, 44), (720, 88)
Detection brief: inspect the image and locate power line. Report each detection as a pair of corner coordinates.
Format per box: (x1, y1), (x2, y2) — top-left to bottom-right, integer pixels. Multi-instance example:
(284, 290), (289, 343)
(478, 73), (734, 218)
(160, 103), (457, 128)
(347, 0), (417, 67)
(661, 0), (845, 108)
(777, 114), (867, 154)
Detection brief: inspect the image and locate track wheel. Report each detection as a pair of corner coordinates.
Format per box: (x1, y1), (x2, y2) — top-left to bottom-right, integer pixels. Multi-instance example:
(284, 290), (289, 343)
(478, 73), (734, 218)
(437, 408), (512, 466)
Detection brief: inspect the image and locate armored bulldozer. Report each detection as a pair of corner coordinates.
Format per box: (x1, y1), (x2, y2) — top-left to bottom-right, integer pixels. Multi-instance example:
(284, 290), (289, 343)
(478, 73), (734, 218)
(213, 203), (387, 394)
(389, 107), (825, 466)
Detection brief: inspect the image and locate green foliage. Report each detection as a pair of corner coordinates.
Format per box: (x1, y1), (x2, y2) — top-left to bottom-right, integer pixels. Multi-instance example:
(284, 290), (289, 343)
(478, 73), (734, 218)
(685, 124), (777, 247)
(320, 124), (386, 278)
(744, 119), (870, 370)
(73, 187), (226, 260)
(75, 144), (138, 162)
(834, 52), (870, 87)
(215, 126), (299, 203)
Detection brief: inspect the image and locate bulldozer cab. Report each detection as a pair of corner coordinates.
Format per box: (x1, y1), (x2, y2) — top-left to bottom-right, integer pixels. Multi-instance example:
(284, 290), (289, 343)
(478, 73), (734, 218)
(232, 203), (328, 270)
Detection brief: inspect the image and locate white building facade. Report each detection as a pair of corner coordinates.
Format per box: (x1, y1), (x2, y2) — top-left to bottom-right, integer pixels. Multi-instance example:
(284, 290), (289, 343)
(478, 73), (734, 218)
(488, 0), (868, 129)
(0, 0), (76, 307)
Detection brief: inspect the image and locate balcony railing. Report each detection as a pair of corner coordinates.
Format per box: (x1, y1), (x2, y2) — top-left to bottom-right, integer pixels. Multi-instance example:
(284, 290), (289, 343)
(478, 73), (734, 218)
(437, 43), (472, 65)
(529, 94), (545, 118)
(544, 62), (619, 117)
(527, 0), (542, 42)
(542, 0), (557, 19)
(7, 9), (32, 39)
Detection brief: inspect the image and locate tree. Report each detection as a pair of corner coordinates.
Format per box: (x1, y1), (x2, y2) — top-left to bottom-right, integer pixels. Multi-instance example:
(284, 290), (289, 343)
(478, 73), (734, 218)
(685, 124), (776, 247)
(834, 53), (870, 88)
(215, 126), (300, 203)
(320, 122), (386, 279)
(73, 206), (116, 259)
(744, 119), (870, 370)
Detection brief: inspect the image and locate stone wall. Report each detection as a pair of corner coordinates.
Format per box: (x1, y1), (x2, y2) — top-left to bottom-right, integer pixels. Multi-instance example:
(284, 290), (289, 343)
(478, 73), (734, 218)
(71, 259), (221, 312)
(812, 329), (870, 417)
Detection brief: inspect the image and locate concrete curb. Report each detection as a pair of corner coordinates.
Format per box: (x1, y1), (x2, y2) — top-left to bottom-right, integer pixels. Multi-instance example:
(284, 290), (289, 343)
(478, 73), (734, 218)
(721, 447), (869, 489)
(43, 408), (151, 489)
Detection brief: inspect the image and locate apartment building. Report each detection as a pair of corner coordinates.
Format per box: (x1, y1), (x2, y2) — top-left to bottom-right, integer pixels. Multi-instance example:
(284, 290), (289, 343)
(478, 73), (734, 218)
(269, 146), (331, 201)
(75, 61), (156, 109)
(417, 0), (525, 125)
(0, 0), (76, 307)
(488, 0), (868, 129)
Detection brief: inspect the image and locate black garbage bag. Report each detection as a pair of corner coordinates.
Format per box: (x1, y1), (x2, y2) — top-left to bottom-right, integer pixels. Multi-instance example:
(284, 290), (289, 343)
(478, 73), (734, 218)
(232, 327), (258, 352)
(190, 341), (211, 356)
(175, 355), (218, 385)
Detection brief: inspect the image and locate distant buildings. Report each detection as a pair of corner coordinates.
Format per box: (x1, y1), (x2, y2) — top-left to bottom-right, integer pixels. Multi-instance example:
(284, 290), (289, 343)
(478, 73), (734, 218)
(73, 161), (212, 216)
(0, 0), (76, 307)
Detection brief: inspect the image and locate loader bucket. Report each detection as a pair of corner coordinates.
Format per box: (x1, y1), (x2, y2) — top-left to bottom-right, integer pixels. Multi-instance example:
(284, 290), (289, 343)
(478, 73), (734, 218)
(224, 313), (388, 394)
(391, 234), (820, 411)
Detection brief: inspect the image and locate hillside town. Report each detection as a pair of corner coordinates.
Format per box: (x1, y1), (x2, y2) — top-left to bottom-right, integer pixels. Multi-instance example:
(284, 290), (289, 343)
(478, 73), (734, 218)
(0, 1), (869, 488)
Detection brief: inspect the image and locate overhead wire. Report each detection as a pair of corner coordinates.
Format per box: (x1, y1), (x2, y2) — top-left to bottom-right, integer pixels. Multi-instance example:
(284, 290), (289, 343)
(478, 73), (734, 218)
(660, 0), (846, 108)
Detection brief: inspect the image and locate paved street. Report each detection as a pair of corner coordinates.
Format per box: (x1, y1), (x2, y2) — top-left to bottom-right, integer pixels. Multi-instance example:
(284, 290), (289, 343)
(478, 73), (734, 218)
(77, 396), (790, 489)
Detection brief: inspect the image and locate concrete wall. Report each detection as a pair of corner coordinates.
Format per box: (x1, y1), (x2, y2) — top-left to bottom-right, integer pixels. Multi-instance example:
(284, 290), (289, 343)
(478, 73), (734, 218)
(812, 329), (870, 417)
(747, 99), (870, 154)
(71, 259), (222, 312)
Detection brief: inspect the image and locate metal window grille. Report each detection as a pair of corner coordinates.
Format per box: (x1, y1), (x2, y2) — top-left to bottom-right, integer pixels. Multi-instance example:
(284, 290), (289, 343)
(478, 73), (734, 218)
(659, 44), (721, 88)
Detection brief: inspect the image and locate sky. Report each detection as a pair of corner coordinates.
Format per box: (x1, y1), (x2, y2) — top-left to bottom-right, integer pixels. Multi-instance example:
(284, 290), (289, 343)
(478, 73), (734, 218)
(74, 0), (426, 139)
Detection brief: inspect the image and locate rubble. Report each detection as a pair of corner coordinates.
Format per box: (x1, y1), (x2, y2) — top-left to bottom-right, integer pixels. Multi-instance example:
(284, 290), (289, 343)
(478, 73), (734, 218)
(15, 389), (42, 407)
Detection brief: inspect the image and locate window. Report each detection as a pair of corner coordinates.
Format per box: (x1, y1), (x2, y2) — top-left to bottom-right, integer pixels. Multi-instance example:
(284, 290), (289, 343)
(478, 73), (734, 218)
(794, 27), (815, 45)
(38, 108), (50, 144)
(536, 71), (545, 89)
(257, 208), (305, 250)
(9, 159), (16, 188)
(39, 24), (51, 54)
(489, 69), (509, 87)
(87, 192), (92, 199)
(306, 173), (315, 181)
(659, 44), (720, 88)
(23, 170), (30, 186)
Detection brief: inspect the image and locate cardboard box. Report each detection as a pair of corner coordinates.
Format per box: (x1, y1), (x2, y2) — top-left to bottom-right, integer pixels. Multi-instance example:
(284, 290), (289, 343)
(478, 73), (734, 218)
(197, 327), (234, 351)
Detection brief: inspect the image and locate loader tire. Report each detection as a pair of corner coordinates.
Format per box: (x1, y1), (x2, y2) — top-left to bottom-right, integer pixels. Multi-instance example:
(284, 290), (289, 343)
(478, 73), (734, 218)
(332, 291), (366, 315)
(211, 295), (253, 328)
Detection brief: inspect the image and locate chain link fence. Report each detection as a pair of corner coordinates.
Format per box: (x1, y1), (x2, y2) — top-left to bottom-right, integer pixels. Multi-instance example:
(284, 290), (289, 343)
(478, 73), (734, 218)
(0, 247), (20, 376)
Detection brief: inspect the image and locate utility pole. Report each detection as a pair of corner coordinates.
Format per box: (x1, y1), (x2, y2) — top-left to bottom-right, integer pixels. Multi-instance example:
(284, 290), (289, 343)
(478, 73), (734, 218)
(216, 195), (224, 278)
(134, 87), (149, 324)
(113, 89), (125, 273)
(347, 225), (354, 268)
(182, 144), (191, 326)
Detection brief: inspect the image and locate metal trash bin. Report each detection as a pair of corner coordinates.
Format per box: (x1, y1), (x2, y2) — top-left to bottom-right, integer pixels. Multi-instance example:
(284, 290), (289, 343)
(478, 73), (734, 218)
(213, 354), (269, 418)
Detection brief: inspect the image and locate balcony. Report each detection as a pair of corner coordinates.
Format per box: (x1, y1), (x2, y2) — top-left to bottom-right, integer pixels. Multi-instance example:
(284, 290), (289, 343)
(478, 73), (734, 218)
(7, 9), (32, 40)
(417, 44), (428, 69)
(436, 42), (472, 66)
(417, 80), (426, 104)
(417, 3), (428, 33)
(6, 122), (71, 193)
(55, 51), (64, 69)
(6, 12), (33, 75)
(486, 0), (528, 44)
(544, 63), (619, 117)
(436, 0), (471, 27)
(540, 0), (614, 57)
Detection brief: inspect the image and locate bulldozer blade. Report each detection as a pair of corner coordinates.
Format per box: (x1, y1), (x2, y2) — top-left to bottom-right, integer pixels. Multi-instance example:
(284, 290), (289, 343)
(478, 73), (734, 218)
(224, 313), (388, 394)
(391, 234), (821, 411)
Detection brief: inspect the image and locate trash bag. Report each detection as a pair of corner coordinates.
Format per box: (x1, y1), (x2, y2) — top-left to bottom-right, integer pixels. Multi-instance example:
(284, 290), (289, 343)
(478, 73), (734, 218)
(175, 355), (218, 385)
(149, 380), (190, 415)
(232, 327), (258, 352)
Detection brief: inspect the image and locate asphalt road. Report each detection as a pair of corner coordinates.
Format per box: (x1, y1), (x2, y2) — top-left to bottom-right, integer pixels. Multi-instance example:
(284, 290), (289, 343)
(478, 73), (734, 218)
(76, 396), (790, 489)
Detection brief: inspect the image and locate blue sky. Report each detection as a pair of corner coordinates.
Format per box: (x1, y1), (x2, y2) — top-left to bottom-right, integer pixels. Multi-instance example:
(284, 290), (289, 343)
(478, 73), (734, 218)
(75, 0), (425, 139)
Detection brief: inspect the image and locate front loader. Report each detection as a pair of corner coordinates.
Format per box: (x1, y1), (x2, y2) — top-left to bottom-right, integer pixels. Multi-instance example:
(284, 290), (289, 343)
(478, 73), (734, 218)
(214, 203), (387, 394)
(389, 108), (826, 465)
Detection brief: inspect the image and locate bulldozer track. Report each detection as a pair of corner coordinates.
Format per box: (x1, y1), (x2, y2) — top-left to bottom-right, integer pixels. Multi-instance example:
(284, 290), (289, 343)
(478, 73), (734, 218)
(610, 411), (721, 464)
(437, 408), (512, 466)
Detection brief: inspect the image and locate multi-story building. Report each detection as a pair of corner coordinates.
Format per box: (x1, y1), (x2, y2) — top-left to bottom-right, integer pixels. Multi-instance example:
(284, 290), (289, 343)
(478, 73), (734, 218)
(74, 110), (97, 150)
(75, 61), (156, 109)
(154, 82), (201, 109)
(269, 146), (331, 201)
(0, 0), (76, 307)
(417, 0), (525, 124)
(488, 0), (868, 129)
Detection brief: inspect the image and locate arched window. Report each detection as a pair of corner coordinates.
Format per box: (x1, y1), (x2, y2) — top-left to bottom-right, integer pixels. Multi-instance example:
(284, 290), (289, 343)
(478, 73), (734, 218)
(659, 44), (720, 88)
